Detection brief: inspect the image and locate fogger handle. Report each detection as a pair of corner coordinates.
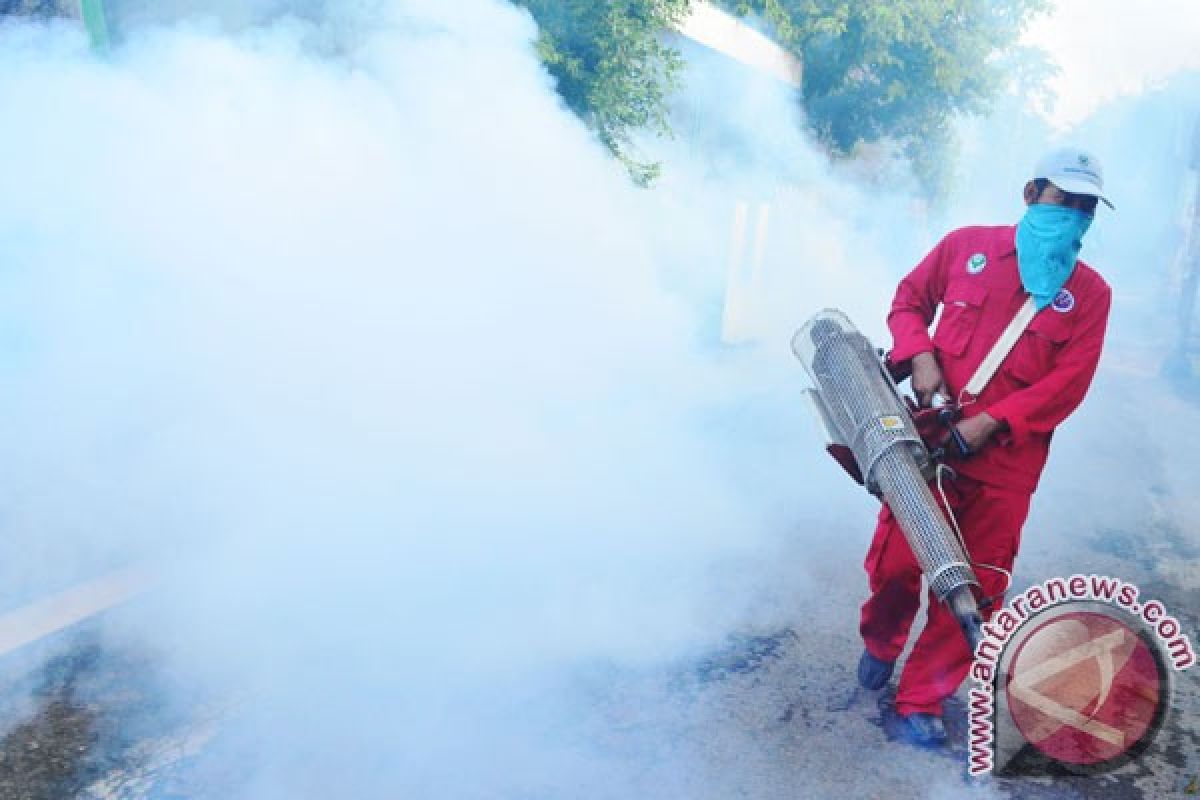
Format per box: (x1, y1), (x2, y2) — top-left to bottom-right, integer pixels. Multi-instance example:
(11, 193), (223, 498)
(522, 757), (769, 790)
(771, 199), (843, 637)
(888, 350), (975, 460)
(940, 408), (974, 459)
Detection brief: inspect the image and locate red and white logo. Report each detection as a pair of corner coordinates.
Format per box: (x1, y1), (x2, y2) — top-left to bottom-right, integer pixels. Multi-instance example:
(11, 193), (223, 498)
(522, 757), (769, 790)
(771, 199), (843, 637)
(1004, 610), (1165, 766)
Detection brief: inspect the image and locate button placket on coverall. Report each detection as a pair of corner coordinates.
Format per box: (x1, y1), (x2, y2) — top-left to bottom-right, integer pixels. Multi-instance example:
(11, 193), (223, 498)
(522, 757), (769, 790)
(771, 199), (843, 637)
(859, 225), (1112, 717)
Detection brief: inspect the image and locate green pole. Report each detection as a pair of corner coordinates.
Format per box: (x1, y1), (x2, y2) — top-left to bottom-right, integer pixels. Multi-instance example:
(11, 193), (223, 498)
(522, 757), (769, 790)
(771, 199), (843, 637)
(79, 0), (111, 52)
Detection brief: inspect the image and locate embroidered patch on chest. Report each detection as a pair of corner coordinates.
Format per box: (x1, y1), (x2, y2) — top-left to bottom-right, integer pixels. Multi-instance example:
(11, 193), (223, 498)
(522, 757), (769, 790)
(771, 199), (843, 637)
(966, 253), (987, 274)
(1052, 288), (1076, 313)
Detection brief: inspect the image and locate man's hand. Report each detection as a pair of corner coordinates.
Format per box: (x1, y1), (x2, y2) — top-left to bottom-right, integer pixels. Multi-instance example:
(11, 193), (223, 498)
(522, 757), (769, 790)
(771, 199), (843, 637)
(911, 352), (949, 408)
(945, 412), (1004, 456)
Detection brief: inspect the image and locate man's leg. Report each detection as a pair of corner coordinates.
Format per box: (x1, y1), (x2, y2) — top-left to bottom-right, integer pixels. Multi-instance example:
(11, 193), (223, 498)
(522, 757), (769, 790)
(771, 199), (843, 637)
(893, 479), (1032, 717)
(860, 504), (923, 663)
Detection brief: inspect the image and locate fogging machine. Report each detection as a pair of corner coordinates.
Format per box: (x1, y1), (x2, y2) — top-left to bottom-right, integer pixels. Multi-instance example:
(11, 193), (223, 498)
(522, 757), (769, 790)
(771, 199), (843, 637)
(792, 310), (983, 651)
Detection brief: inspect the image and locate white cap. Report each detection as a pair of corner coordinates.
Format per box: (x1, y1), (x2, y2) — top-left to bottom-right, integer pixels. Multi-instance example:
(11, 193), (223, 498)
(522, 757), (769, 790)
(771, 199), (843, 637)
(1034, 146), (1114, 209)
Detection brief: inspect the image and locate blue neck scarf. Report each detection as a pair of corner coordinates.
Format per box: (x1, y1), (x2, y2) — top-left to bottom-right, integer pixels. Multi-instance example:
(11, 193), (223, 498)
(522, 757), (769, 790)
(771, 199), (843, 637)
(1015, 204), (1093, 309)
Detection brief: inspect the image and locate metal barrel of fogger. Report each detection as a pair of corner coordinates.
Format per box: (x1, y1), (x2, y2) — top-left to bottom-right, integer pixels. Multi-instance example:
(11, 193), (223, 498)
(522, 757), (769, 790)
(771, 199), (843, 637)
(793, 311), (982, 651)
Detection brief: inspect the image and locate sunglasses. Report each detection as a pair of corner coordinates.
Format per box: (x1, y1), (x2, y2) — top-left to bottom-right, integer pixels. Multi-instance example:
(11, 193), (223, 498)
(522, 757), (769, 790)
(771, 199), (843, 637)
(1033, 178), (1098, 215)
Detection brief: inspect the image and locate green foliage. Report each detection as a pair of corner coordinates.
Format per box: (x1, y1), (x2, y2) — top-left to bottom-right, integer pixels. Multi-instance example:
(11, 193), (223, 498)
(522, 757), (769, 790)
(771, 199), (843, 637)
(0, 0), (75, 15)
(719, 0), (1050, 196)
(514, 0), (691, 186)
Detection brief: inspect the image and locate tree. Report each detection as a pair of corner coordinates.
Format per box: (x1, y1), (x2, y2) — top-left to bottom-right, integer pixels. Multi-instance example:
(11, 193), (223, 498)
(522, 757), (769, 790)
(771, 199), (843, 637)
(0, 0), (74, 15)
(513, 0), (691, 186)
(718, 0), (1050, 196)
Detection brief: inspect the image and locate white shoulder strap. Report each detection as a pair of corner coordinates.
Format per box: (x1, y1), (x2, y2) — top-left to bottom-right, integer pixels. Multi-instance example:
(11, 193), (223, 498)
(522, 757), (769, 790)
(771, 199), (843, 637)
(962, 295), (1038, 399)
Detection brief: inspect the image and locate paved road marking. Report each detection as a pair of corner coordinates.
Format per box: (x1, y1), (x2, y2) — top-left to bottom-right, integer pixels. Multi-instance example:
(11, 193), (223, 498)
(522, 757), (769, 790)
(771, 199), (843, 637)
(0, 566), (154, 657)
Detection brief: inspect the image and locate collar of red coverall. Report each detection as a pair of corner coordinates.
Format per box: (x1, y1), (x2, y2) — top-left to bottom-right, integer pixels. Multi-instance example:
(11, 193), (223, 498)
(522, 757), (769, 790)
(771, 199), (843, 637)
(1002, 224), (1018, 258)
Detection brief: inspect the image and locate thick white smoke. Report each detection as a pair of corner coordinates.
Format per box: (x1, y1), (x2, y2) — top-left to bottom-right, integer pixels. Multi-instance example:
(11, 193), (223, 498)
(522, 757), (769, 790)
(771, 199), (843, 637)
(1, 1), (1195, 797)
(0, 2), (903, 796)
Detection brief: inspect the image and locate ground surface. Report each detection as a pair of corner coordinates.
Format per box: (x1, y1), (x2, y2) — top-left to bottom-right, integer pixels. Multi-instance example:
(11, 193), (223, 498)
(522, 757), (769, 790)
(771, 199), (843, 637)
(0, 351), (1196, 799)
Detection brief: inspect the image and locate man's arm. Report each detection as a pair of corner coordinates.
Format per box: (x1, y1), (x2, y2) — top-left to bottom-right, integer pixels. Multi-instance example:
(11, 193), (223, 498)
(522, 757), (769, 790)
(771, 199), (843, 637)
(889, 234), (954, 405)
(985, 286), (1112, 444)
(888, 234), (953, 363)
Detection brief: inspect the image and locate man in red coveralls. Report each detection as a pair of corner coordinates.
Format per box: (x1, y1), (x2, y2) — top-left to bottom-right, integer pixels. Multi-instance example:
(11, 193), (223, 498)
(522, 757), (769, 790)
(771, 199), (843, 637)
(857, 147), (1115, 746)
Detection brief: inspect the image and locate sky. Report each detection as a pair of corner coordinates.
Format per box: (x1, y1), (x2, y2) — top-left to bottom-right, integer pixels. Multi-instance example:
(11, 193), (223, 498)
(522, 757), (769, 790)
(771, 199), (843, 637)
(1023, 0), (1200, 126)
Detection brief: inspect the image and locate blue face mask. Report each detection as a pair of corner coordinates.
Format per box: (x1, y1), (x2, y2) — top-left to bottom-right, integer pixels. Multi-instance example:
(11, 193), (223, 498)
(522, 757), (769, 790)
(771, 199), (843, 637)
(1015, 204), (1093, 310)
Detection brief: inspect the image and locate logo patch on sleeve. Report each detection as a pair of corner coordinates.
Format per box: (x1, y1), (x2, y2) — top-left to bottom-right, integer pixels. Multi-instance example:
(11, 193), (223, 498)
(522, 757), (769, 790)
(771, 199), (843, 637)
(1052, 289), (1076, 313)
(967, 253), (987, 274)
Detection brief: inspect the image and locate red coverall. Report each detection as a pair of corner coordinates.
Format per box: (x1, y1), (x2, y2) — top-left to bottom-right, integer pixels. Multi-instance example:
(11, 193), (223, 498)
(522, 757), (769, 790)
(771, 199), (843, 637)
(860, 224), (1112, 717)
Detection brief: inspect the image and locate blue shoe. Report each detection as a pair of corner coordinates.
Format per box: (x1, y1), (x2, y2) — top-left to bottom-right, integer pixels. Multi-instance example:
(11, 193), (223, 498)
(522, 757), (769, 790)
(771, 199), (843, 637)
(901, 712), (947, 747)
(857, 649), (894, 690)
